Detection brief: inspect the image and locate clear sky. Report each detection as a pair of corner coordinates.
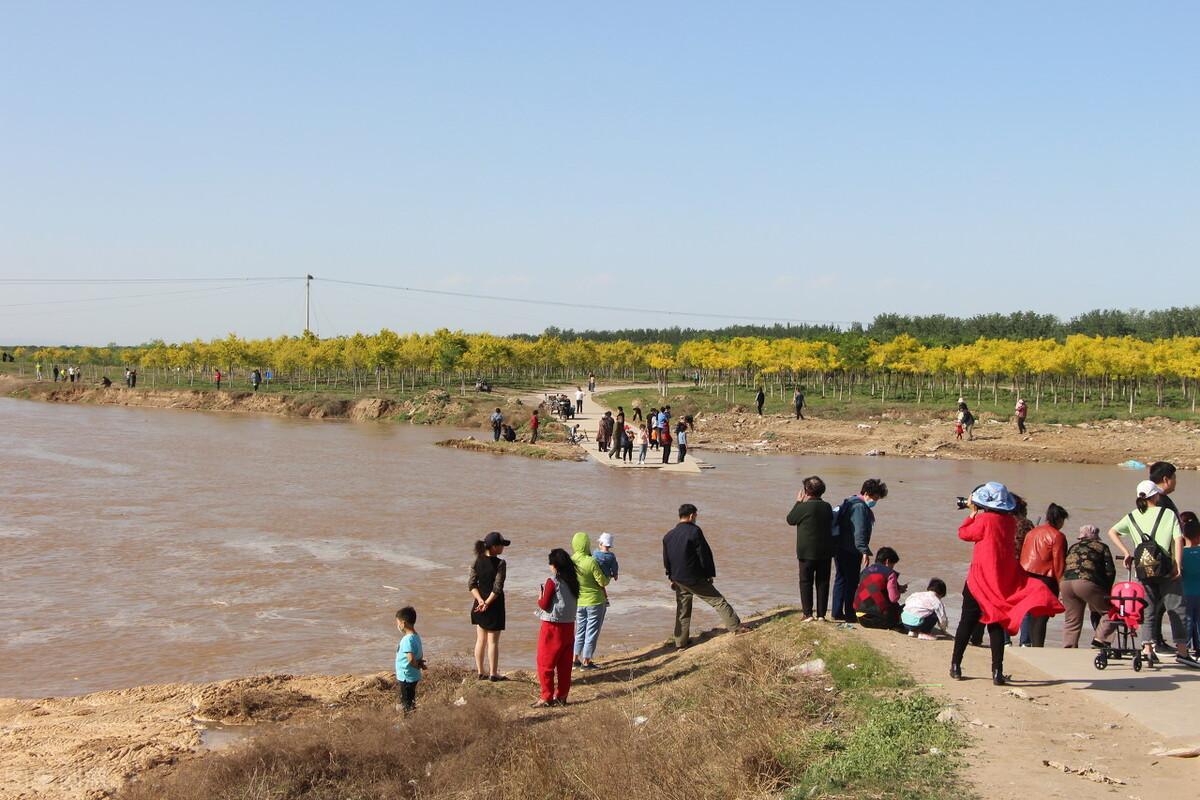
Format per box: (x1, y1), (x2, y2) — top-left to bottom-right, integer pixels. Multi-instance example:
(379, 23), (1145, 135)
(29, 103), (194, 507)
(2, 2), (1197, 345)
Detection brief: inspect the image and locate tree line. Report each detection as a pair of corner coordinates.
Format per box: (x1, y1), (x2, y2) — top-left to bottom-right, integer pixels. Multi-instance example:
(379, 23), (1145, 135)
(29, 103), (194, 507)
(7, 329), (1200, 414)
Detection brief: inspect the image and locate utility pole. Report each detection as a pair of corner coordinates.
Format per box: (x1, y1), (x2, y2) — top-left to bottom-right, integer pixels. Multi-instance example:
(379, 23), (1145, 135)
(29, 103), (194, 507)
(305, 274), (313, 334)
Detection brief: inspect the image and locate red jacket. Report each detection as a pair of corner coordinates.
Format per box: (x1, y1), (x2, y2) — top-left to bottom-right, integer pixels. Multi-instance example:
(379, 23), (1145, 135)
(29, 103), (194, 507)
(960, 512), (1064, 634)
(1019, 524), (1067, 581)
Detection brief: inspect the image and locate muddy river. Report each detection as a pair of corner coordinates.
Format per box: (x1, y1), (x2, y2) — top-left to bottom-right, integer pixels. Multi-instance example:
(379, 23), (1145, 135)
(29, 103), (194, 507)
(1, 398), (1164, 697)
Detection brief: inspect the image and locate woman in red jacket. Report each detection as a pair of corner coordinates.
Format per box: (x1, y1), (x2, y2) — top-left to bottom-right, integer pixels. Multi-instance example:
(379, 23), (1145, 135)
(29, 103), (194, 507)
(950, 482), (1065, 685)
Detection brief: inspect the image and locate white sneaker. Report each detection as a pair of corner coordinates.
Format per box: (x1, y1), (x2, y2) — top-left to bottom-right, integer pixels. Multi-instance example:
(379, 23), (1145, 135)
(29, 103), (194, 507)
(908, 631), (917, 638)
(917, 633), (937, 641)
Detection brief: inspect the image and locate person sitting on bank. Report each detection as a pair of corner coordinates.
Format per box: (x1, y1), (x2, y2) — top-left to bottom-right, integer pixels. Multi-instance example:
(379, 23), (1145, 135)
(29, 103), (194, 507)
(901, 579), (949, 640)
(853, 547), (904, 629)
(501, 424), (517, 442)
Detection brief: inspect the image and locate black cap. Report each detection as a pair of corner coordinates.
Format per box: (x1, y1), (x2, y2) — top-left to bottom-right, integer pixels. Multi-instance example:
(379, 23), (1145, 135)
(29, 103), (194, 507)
(484, 531), (511, 548)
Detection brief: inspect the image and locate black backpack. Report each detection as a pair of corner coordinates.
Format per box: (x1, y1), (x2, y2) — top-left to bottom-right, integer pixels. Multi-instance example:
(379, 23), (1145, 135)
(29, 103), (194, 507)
(1128, 507), (1173, 580)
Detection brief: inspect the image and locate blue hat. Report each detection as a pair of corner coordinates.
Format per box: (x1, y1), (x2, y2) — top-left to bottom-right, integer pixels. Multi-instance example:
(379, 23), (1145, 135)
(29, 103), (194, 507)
(970, 481), (1016, 512)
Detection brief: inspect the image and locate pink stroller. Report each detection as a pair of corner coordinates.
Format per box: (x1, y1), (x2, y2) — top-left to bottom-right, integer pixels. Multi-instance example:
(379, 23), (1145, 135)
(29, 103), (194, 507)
(1094, 576), (1149, 671)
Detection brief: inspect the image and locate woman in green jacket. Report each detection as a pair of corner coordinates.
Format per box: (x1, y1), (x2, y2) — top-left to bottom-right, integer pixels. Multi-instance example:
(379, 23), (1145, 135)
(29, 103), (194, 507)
(571, 532), (611, 669)
(787, 475), (835, 621)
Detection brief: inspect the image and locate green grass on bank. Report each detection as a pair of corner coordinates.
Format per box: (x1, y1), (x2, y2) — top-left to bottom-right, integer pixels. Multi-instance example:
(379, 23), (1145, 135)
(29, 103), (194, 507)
(596, 385), (1198, 425)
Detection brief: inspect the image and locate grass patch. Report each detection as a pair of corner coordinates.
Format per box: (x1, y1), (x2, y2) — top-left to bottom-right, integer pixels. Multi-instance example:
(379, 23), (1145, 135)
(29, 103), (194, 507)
(116, 616), (964, 800)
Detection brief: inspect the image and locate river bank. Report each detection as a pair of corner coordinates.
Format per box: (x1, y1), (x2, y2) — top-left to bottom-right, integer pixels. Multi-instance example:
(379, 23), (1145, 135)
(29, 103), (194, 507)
(5, 612), (1195, 800)
(596, 388), (1200, 468)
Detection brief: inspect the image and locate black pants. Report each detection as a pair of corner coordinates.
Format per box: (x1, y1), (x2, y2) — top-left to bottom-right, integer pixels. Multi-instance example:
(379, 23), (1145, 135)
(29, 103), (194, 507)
(492, 425), (501, 442)
(756, 402), (764, 415)
(623, 441), (632, 460)
(661, 442), (672, 463)
(905, 615), (939, 634)
(632, 409), (642, 422)
(677, 444), (687, 462)
(1017, 417), (1026, 434)
(798, 558), (831, 618)
(1022, 574), (1057, 647)
(530, 428), (538, 443)
(795, 405), (804, 420)
(576, 399), (583, 413)
(952, 583), (1005, 672)
(398, 681), (417, 712)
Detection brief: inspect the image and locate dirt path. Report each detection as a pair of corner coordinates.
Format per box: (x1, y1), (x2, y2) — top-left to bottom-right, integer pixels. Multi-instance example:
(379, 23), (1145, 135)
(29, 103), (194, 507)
(851, 626), (1196, 799)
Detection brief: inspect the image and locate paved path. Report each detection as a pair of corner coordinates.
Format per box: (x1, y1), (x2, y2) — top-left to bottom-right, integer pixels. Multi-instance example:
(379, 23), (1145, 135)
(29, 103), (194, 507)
(1006, 645), (1200, 745)
(526, 384), (709, 473)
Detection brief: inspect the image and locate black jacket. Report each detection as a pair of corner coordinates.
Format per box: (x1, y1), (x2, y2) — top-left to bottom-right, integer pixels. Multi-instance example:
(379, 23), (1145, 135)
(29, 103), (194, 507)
(663, 522), (717, 584)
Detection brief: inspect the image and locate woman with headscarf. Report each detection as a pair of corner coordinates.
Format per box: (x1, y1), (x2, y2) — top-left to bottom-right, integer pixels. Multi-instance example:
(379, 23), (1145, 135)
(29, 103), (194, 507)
(949, 482), (1064, 685)
(1060, 525), (1116, 648)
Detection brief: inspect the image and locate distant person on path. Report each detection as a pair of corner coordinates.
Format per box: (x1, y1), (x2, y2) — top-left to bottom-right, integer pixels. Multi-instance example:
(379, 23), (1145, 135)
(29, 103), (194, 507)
(622, 424), (634, 462)
(1060, 524), (1116, 648)
(588, 372), (596, 392)
(831, 479), (889, 621)
(52, 365), (59, 382)
(659, 419), (673, 464)
(490, 408), (504, 441)
(635, 424), (648, 465)
(575, 387), (584, 415)
(533, 548), (579, 707)
(394, 606), (426, 713)
(1180, 512), (1200, 656)
(632, 401), (642, 423)
(1015, 398), (1028, 434)
(949, 482), (1065, 685)
(124, 368), (132, 387)
(100, 376), (112, 388)
(787, 475), (835, 621)
(663, 504), (744, 649)
(793, 387), (805, 420)
(1018, 503), (1069, 647)
(902, 579), (949, 640)
(35, 363), (42, 380)
(598, 411), (613, 452)
(1103, 481), (1196, 667)
(251, 369), (262, 392)
(648, 407), (660, 450)
(675, 421), (688, 463)
(469, 532), (510, 681)
(529, 409), (540, 443)
(854, 547), (904, 629)
(214, 369), (222, 390)
(608, 408), (626, 460)
(755, 386), (765, 416)
(956, 400), (975, 440)
(571, 532), (611, 669)
(264, 368), (273, 386)
(129, 369), (136, 388)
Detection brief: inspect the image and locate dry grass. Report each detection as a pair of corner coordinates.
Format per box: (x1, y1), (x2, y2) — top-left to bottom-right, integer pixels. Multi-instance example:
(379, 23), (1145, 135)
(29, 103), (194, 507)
(119, 619), (963, 800)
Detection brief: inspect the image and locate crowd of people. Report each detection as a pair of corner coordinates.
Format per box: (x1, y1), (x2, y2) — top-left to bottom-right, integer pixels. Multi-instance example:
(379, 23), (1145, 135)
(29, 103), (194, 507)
(394, 461), (1200, 710)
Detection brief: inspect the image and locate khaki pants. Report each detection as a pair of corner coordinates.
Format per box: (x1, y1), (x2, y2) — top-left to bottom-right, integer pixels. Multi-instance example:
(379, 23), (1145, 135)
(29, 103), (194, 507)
(673, 580), (740, 647)
(1060, 579), (1109, 647)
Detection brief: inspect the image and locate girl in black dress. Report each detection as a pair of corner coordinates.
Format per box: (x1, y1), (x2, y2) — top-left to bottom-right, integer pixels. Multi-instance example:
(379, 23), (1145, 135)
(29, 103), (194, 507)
(470, 531), (510, 681)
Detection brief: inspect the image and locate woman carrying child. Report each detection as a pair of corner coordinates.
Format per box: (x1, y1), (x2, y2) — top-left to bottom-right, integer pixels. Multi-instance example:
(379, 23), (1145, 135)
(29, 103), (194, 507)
(533, 548), (580, 707)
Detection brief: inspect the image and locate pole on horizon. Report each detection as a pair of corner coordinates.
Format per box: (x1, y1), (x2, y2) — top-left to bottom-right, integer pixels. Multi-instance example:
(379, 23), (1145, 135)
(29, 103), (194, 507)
(305, 274), (313, 334)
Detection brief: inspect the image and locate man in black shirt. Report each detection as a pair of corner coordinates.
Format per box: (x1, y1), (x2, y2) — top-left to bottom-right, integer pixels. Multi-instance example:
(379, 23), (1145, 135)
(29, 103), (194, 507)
(663, 503), (743, 649)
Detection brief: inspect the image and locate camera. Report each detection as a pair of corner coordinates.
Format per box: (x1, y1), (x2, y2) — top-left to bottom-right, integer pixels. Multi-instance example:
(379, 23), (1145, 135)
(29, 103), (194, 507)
(955, 496), (969, 510)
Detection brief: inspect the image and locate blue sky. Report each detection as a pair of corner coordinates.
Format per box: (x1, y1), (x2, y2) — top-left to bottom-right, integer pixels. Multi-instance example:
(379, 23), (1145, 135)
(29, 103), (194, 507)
(2, 2), (1197, 344)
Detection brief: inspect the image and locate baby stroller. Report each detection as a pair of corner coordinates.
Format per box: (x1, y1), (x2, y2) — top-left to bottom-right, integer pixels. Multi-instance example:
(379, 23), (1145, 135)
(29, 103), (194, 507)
(1093, 574), (1148, 672)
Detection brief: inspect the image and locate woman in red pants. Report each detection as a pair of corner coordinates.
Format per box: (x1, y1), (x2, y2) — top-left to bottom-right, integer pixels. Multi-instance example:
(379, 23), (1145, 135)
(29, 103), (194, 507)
(533, 548), (580, 707)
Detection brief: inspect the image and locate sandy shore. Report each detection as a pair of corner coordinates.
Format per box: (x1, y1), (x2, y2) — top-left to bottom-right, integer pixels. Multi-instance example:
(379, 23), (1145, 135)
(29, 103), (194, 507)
(686, 407), (1200, 468)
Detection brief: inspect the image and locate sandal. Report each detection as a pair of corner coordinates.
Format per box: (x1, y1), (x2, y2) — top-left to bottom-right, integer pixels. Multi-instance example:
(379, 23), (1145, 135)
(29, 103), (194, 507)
(530, 699), (553, 708)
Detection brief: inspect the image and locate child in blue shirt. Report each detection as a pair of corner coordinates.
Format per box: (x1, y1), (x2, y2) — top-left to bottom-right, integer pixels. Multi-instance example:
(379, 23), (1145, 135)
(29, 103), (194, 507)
(394, 606), (426, 713)
(594, 532), (618, 607)
(1180, 512), (1200, 657)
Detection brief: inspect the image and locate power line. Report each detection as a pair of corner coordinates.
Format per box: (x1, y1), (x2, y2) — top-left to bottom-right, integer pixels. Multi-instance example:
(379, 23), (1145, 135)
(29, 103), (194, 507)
(315, 277), (854, 327)
(0, 280), (288, 309)
(0, 277), (304, 285)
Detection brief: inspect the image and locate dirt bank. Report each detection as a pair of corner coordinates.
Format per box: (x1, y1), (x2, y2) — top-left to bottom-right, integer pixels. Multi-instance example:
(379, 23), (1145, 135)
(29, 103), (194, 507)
(435, 437), (586, 461)
(688, 407), (1200, 467)
(0, 375), (499, 427)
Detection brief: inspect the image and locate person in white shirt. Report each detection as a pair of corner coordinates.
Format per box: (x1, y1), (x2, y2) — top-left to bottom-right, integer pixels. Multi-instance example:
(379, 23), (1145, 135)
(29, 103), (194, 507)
(901, 579), (949, 640)
(575, 387), (584, 415)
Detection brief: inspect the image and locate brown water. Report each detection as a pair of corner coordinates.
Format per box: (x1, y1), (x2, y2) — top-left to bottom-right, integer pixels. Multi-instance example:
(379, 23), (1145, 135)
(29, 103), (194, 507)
(1, 398), (1156, 698)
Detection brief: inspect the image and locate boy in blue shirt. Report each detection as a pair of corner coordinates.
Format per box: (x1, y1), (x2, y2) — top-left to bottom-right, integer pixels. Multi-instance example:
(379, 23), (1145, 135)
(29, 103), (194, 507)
(1181, 512), (1200, 658)
(594, 532), (619, 607)
(394, 606), (426, 713)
